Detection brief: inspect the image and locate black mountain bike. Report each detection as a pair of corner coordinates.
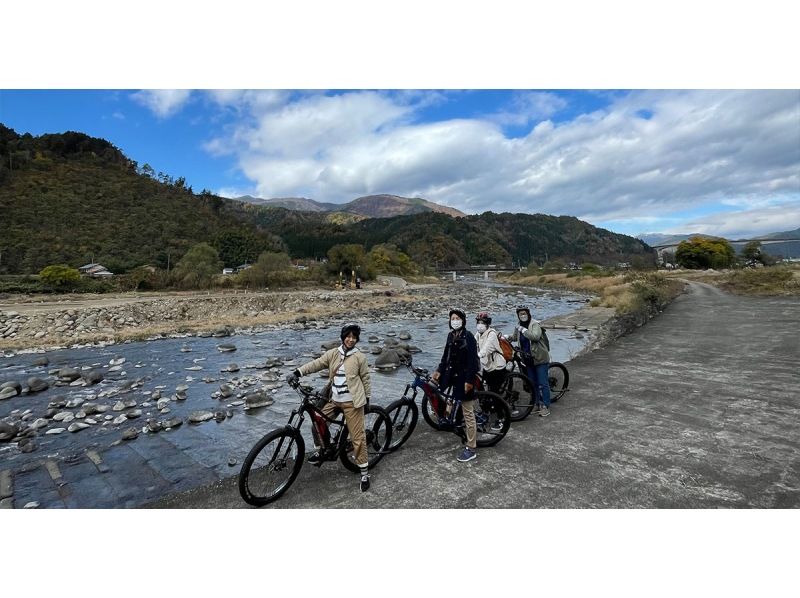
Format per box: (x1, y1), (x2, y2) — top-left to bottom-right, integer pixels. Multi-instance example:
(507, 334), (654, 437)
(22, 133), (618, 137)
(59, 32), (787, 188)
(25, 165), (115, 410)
(384, 357), (511, 451)
(238, 379), (392, 506)
(506, 346), (570, 404)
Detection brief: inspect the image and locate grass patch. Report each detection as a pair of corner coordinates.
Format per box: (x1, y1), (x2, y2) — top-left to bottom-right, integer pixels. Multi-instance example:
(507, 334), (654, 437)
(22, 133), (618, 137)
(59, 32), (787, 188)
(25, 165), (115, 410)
(718, 265), (799, 296)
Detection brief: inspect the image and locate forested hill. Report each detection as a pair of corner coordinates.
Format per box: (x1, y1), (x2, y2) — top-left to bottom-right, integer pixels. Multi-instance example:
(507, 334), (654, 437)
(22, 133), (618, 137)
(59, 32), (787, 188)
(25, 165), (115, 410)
(0, 125), (285, 274)
(1, 125), (654, 274)
(244, 206), (653, 267)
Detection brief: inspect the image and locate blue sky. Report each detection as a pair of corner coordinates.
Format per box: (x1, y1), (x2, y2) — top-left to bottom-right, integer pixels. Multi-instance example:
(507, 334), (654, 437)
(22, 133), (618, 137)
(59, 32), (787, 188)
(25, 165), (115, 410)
(2, 88), (798, 239)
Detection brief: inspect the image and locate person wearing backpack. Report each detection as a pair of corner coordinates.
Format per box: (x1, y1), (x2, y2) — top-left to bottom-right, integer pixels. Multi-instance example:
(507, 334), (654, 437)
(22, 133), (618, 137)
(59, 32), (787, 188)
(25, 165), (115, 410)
(474, 311), (506, 394)
(509, 305), (552, 417)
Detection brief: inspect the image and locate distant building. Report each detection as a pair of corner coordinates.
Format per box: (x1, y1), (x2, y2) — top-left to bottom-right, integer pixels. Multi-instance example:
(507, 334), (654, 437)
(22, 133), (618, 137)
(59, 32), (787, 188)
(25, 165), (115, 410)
(79, 263), (113, 278)
(222, 268), (234, 275)
(236, 264), (252, 273)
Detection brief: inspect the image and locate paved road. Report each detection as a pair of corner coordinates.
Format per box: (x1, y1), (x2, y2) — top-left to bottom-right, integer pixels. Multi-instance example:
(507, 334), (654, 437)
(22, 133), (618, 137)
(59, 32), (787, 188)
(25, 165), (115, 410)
(148, 282), (800, 508)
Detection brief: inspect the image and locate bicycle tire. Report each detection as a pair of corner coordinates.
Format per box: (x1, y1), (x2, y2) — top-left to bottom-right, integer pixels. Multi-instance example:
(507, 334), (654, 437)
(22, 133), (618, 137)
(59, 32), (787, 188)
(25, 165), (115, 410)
(238, 427), (304, 507)
(339, 404), (393, 473)
(548, 362), (570, 402)
(420, 393), (445, 431)
(499, 371), (535, 421)
(385, 398), (419, 451)
(473, 391), (511, 447)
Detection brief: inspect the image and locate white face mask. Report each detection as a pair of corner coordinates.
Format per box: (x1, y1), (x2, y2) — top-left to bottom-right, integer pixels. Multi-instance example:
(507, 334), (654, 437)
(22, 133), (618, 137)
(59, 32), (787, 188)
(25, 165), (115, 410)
(450, 319), (463, 330)
(519, 314), (529, 323)
(476, 323), (487, 333)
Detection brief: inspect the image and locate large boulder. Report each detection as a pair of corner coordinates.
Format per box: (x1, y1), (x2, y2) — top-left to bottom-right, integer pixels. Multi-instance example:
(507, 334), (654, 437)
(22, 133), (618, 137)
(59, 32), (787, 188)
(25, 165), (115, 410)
(374, 349), (402, 370)
(26, 377), (49, 393)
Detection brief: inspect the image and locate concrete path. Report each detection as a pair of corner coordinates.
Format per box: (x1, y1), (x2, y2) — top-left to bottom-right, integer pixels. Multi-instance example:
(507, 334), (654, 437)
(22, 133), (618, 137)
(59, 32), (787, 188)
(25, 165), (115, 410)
(148, 282), (800, 508)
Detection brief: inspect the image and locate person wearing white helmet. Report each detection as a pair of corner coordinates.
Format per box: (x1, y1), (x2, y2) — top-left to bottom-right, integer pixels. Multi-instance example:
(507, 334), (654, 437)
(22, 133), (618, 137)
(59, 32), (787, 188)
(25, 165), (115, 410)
(287, 323), (372, 491)
(431, 308), (481, 462)
(474, 311), (506, 395)
(509, 305), (552, 417)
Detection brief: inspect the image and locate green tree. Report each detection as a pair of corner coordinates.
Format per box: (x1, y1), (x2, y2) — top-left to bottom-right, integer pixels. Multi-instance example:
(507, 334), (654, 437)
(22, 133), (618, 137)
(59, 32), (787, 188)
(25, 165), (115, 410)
(367, 244), (418, 277)
(675, 237), (736, 269)
(327, 243), (368, 278)
(239, 251), (291, 287)
(173, 243), (222, 289)
(39, 264), (81, 289)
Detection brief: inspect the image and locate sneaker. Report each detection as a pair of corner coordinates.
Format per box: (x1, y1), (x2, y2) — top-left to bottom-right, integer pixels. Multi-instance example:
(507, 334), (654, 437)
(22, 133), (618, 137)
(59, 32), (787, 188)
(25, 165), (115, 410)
(531, 403), (540, 413)
(539, 406), (550, 417)
(307, 451), (322, 465)
(360, 474), (370, 492)
(457, 447), (477, 462)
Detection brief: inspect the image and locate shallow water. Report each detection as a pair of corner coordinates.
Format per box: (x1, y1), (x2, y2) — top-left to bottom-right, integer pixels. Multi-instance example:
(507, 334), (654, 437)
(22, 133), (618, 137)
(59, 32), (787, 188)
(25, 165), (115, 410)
(0, 282), (593, 504)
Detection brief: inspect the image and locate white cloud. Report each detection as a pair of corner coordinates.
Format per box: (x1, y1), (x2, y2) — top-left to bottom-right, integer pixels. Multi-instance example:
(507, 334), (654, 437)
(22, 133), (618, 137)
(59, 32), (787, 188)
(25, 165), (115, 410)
(203, 89), (800, 237)
(131, 89), (193, 118)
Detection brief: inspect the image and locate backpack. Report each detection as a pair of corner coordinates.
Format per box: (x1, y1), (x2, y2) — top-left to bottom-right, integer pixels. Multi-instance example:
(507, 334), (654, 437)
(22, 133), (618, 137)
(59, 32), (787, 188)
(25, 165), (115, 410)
(497, 335), (514, 361)
(539, 327), (551, 351)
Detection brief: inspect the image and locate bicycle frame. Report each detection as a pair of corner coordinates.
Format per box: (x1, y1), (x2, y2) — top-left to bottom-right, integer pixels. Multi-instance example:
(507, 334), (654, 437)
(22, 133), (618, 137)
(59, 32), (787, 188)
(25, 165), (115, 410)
(285, 388), (350, 462)
(402, 368), (484, 439)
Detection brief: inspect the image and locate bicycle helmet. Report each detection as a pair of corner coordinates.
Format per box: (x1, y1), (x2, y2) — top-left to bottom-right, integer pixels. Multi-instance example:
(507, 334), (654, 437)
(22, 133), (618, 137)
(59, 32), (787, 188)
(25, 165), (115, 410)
(476, 311), (492, 325)
(340, 323), (361, 342)
(448, 308), (467, 329)
(516, 305), (531, 322)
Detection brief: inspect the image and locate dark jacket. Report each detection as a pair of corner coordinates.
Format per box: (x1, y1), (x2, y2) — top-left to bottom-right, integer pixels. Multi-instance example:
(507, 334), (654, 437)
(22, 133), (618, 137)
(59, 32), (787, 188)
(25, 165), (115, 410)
(436, 329), (480, 401)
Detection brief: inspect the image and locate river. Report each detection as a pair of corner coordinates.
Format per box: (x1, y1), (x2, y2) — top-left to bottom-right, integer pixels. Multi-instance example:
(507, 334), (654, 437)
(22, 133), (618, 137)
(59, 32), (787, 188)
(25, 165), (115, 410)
(0, 281), (593, 507)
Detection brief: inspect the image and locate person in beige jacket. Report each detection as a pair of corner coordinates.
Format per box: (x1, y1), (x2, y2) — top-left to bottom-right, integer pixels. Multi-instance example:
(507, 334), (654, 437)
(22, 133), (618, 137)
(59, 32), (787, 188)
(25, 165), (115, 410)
(288, 323), (372, 491)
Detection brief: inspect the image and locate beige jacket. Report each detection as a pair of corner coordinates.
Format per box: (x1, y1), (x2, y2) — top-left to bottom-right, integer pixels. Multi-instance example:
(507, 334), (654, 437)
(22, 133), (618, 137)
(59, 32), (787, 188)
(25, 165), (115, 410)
(297, 346), (371, 408)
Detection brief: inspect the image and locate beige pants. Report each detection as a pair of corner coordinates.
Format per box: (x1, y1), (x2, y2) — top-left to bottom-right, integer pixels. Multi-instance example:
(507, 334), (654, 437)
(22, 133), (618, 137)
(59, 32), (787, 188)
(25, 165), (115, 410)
(461, 398), (477, 449)
(320, 400), (368, 467)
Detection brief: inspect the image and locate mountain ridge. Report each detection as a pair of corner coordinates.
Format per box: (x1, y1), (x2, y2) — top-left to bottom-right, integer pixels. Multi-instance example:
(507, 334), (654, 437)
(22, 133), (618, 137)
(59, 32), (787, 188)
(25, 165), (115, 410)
(234, 193), (466, 219)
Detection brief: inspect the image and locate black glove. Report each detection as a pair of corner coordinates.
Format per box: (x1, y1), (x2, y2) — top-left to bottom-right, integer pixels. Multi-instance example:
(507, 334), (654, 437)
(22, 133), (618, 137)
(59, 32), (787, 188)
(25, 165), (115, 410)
(285, 370), (300, 385)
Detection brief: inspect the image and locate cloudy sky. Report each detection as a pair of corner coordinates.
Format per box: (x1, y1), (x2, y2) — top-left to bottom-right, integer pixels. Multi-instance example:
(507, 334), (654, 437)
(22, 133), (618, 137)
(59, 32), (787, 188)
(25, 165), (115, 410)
(2, 88), (798, 239)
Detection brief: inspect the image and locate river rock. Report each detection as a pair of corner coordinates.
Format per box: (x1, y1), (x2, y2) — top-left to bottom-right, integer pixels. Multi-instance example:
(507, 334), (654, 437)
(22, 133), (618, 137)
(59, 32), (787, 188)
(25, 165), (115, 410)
(0, 387), (17, 400)
(45, 428), (66, 435)
(368, 335), (380, 343)
(399, 331), (412, 340)
(161, 417), (182, 429)
(176, 384), (188, 393)
(1, 380), (22, 393)
(32, 357), (49, 367)
(212, 326), (234, 338)
(374, 349), (402, 369)
(109, 357), (126, 366)
(19, 438), (37, 453)
(0, 421), (20, 441)
(214, 410), (226, 422)
(217, 343), (237, 352)
(112, 401), (126, 411)
(68, 422), (90, 433)
(222, 363), (240, 373)
(26, 377), (49, 393)
(321, 340), (340, 350)
(65, 397), (85, 408)
(30, 418), (49, 430)
(121, 427), (139, 440)
(57, 367), (81, 382)
(243, 392), (273, 410)
(189, 411), (214, 423)
(112, 415), (128, 425)
(228, 457), (237, 466)
(146, 419), (163, 433)
(219, 384), (234, 398)
(84, 370), (104, 385)
(126, 409), (142, 419)
(185, 365), (203, 371)
(157, 398), (170, 410)
(53, 411), (74, 422)
(150, 389), (161, 400)
(370, 346), (383, 355)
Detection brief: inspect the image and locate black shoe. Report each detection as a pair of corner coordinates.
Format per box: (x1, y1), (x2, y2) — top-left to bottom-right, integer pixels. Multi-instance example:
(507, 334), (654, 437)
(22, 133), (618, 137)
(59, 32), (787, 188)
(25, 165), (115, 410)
(360, 474), (370, 492)
(307, 451), (322, 466)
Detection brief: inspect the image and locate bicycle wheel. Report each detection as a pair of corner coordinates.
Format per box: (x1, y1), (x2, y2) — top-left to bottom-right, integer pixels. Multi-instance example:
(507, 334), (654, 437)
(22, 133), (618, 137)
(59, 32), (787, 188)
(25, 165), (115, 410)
(339, 404), (393, 473)
(498, 371), (535, 421)
(238, 427), (304, 507)
(548, 362), (570, 402)
(384, 398), (419, 451)
(473, 391), (511, 448)
(420, 393), (445, 431)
